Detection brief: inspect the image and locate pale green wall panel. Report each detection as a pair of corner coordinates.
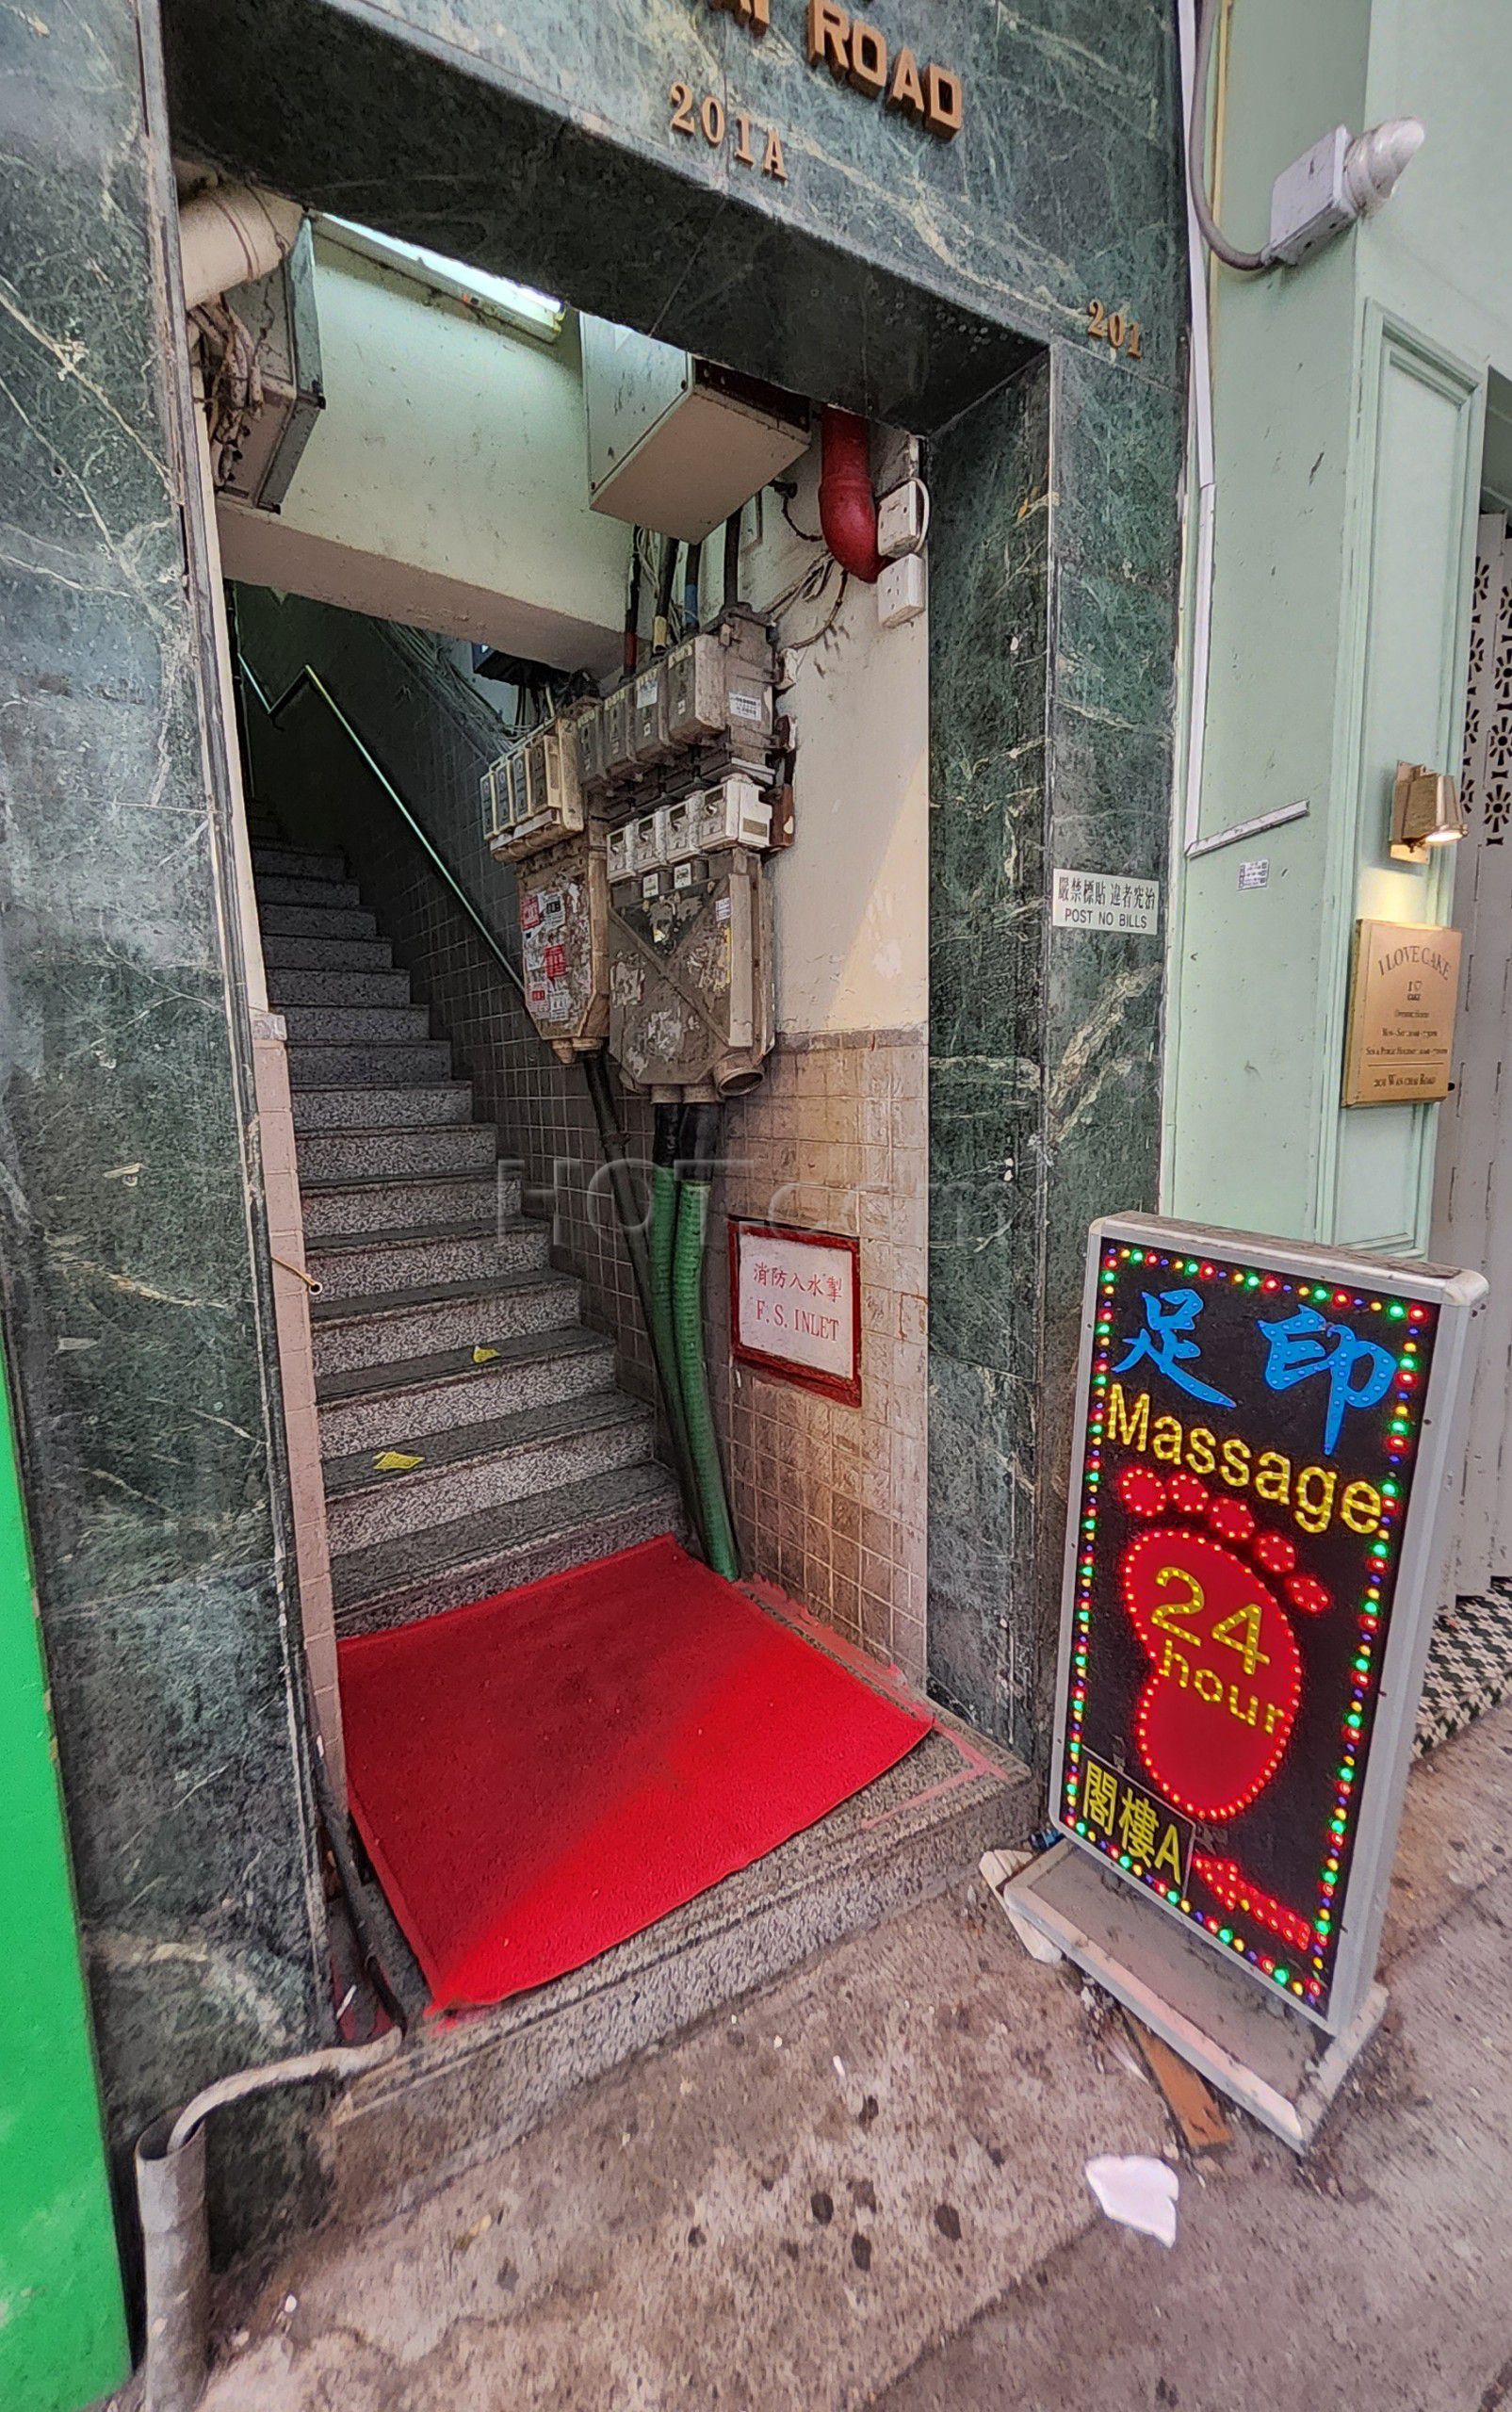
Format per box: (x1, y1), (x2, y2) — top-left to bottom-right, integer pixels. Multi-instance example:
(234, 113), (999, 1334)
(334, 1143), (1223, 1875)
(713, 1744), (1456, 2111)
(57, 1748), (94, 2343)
(1163, 0), (1373, 1239)
(1167, 0), (1504, 1256)
(1323, 312), (1482, 1250)
(1165, 247), (1363, 1237)
(1363, 0), (1512, 381)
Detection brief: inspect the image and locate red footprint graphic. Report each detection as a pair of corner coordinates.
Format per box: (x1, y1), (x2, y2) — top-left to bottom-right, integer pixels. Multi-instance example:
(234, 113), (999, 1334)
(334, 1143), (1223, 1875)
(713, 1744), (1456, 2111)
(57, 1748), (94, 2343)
(1114, 1466), (1331, 1822)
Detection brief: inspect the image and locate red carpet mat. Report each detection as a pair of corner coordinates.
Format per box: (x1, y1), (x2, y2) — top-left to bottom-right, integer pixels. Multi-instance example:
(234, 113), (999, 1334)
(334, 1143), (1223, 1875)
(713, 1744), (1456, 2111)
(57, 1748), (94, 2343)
(338, 1535), (933, 2012)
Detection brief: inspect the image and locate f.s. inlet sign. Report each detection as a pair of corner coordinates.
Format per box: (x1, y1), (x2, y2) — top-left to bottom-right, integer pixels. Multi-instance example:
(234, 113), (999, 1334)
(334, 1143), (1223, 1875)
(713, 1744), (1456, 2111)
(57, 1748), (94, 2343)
(1049, 1214), (1486, 2036)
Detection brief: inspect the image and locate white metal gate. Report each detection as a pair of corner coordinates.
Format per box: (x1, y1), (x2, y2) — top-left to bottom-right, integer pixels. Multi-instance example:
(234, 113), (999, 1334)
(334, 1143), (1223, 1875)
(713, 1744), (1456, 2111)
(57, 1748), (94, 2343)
(1431, 511), (1512, 1597)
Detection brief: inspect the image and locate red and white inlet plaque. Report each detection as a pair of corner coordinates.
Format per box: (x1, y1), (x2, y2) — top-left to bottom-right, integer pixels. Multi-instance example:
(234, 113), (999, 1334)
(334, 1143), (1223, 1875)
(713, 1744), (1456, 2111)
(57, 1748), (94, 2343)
(729, 1220), (861, 1407)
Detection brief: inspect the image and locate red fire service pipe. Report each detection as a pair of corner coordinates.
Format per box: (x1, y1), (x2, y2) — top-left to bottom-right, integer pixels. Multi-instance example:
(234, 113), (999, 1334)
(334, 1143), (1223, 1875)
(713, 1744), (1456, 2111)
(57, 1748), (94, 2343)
(818, 405), (882, 584)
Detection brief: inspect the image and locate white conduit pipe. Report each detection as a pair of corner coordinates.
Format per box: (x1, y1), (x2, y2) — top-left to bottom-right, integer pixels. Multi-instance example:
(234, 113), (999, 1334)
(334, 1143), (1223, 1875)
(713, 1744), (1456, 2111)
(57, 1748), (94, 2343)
(178, 180), (302, 311)
(136, 2029), (403, 2412)
(1177, 2), (1310, 862)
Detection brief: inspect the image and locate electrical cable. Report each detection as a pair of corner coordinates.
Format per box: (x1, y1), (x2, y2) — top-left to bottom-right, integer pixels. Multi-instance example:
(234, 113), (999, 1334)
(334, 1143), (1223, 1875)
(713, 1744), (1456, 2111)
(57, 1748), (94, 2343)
(672, 1102), (740, 1580)
(648, 1104), (707, 1559)
(1187, 0), (1273, 274)
(782, 564), (850, 665)
(723, 504), (743, 612)
(654, 533), (678, 653)
(779, 489), (823, 545)
(625, 526), (643, 675)
(580, 1052), (707, 1550)
(765, 543), (837, 622)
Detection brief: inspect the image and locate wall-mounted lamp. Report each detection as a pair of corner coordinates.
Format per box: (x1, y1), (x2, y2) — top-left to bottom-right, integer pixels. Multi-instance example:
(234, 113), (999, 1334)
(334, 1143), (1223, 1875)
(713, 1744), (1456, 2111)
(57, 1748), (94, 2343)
(1186, 0), (1426, 277)
(1265, 121), (1426, 269)
(1390, 761), (1467, 862)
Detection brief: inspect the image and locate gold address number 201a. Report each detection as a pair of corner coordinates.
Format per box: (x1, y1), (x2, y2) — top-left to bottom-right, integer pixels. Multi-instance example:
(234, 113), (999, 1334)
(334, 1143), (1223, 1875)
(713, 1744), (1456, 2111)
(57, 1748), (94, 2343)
(1086, 299), (1144, 359)
(670, 81), (789, 180)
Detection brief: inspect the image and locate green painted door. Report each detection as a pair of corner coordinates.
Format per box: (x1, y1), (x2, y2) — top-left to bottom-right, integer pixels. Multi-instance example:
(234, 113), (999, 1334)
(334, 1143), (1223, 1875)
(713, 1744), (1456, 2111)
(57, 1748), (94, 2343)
(0, 1346), (128, 2409)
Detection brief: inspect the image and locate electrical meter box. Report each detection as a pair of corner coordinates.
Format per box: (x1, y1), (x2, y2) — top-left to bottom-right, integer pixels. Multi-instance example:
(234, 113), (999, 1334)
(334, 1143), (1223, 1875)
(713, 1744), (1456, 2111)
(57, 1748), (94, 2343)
(483, 709), (590, 862)
(219, 220), (325, 512)
(664, 616), (774, 767)
(517, 835), (609, 1060)
(609, 849), (772, 1096)
(581, 317), (810, 544)
(577, 612), (779, 802)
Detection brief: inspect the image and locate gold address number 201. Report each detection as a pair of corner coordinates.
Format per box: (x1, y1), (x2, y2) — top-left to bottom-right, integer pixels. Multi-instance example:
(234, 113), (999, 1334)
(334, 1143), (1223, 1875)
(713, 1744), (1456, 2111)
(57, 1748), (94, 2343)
(670, 81), (789, 180)
(1086, 299), (1144, 359)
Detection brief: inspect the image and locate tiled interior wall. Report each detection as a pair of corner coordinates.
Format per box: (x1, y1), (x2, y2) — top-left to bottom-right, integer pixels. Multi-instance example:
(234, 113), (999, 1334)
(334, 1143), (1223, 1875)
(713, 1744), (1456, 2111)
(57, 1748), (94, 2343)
(237, 590), (928, 1685)
(711, 1033), (928, 1685)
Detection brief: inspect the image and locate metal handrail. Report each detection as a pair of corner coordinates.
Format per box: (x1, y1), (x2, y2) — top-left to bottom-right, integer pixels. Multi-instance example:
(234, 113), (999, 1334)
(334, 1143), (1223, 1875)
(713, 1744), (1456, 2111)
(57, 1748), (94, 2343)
(238, 658), (527, 1003)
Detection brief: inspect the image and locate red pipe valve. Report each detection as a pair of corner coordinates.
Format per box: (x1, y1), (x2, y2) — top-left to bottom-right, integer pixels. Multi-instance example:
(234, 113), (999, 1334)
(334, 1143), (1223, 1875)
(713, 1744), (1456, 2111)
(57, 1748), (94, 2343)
(818, 405), (882, 584)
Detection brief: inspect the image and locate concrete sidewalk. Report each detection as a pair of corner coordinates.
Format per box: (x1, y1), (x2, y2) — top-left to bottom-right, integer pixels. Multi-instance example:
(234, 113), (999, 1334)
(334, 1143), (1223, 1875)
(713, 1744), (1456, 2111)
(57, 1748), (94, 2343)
(196, 1705), (1512, 2411)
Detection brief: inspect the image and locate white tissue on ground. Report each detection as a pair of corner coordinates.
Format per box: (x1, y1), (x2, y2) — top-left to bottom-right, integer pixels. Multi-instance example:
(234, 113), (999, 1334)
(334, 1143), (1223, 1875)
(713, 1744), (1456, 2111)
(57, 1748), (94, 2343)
(1084, 2154), (1179, 2247)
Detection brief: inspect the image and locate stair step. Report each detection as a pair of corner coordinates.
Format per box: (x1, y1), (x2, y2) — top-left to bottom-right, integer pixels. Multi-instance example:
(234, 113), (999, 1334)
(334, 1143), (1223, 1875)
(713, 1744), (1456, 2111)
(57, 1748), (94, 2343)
(286, 1042), (453, 1087)
(308, 1218), (549, 1302)
(301, 1166), (515, 1239)
(252, 844), (350, 883)
(291, 1082), (474, 1133)
(256, 872), (365, 908)
(282, 1004), (431, 1047)
(325, 1391), (654, 1553)
(332, 1461), (683, 1629)
(261, 936), (395, 972)
(259, 902), (381, 941)
(295, 1124), (499, 1184)
(312, 1269), (579, 1377)
(315, 1326), (616, 1457)
(268, 969), (414, 1010)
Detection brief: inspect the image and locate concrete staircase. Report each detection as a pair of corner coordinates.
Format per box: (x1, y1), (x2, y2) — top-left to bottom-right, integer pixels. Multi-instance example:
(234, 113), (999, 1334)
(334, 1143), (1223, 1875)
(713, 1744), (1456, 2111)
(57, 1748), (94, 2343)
(253, 835), (682, 1638)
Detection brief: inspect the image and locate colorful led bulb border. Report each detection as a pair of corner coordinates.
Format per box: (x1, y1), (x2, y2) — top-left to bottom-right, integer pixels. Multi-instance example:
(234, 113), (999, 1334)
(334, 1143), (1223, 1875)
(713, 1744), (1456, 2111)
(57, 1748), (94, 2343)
(1064, 1241), (1435, 2010)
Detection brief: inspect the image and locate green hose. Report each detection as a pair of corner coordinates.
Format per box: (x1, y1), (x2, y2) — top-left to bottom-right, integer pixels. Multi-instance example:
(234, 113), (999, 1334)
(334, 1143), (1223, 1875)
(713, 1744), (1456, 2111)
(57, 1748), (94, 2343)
(648, 1161), (704, 1554)
(672, 1177), (740, 1579)
(582, 1056), (705, 1552)
(649, 1162), (679, 1365)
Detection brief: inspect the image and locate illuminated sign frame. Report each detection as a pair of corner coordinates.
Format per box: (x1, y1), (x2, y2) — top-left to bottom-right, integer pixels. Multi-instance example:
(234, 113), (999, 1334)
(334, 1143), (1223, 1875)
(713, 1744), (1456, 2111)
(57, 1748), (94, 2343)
(1049, 1214), (1486, 2037)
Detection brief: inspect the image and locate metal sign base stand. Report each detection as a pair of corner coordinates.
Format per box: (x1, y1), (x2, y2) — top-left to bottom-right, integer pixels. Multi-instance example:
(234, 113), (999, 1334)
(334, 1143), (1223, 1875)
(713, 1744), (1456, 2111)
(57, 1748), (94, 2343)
(995, 1843), (1387, 2154)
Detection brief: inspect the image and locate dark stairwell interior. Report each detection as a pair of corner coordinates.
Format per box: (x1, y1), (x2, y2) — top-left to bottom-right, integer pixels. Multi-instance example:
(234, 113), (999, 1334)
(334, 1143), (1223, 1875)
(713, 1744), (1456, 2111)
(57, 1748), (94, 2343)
(249, 811), (682, 1638)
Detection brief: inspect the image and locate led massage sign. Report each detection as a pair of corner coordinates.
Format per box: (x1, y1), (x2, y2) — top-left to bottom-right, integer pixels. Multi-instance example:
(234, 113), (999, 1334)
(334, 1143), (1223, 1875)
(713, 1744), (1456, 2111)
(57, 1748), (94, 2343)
(1051, 1219), (1476, 2031)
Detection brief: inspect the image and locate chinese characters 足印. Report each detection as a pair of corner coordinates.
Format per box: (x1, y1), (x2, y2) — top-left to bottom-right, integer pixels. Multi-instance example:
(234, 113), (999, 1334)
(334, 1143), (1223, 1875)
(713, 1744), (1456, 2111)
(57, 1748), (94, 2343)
(1114, 1285), (1395, 1454)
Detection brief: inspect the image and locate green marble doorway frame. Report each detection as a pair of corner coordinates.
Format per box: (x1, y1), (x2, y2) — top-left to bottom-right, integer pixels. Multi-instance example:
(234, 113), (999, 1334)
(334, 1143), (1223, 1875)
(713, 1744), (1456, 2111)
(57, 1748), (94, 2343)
(163, 0), (1185, 1762)
(0, 1335), (130, 2412)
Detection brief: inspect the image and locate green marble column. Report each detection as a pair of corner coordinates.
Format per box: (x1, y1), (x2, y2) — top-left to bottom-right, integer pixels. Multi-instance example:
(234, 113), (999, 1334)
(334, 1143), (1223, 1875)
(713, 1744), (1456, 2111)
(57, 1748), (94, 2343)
(0, 0), (324, 2253)
(929, 344), (1182, 1754)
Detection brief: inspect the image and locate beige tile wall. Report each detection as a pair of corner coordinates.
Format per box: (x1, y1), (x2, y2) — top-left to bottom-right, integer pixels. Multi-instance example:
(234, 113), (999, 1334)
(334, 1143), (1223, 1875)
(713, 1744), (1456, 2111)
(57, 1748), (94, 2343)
(710, 1029), (928, 1686)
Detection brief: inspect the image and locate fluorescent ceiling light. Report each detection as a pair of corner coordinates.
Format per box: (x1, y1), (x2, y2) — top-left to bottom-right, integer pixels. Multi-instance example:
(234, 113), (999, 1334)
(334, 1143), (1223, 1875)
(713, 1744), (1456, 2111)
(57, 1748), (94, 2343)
(319, 217), (563, 339)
